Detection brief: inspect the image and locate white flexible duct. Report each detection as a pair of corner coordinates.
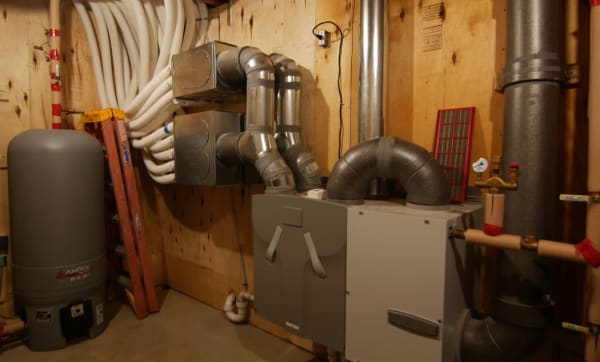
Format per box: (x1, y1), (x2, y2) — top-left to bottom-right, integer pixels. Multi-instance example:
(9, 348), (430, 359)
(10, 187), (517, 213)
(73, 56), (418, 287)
(149, 135), (174, 152)
(98, 2), (124, 108)
(131, 122), (173, 148)
(181, 0), (197, 52)
(128, 91), (174, 130)
(89, 2), (118, 107)
(128, 0), (150, 89)
(153, 148), (174, 161)
(76, 0), (209, 184)
(131, 77), (172, 120)
(154, 0), (175, 75)
(125, 66), (170, 115)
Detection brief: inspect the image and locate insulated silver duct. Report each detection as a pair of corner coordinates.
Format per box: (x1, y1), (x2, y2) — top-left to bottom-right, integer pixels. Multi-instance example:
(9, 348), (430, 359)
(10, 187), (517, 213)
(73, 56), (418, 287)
(359, 0), (385, 142)
(215, 47), (296, 194)
(269, 53), (321, 192)
(327, 137), (450, 205)
(460, 0), (562, 360)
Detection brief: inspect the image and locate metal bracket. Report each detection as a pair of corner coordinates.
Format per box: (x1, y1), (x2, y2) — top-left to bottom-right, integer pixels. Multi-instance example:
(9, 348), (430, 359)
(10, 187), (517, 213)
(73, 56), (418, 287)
(560, 192), (600, 204)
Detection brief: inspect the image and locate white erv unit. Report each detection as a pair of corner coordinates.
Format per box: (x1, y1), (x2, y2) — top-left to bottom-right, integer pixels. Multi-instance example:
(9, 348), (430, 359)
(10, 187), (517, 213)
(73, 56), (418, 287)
(253, 194), (481, 361)
(345, 202), (481, 362)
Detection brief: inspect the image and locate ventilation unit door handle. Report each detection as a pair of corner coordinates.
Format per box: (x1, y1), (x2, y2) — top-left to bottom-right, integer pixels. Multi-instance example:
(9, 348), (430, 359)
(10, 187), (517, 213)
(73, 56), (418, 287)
(387, 309), (440, 338)
(265, 225), (283, 262)
(303, 232), (327, 278)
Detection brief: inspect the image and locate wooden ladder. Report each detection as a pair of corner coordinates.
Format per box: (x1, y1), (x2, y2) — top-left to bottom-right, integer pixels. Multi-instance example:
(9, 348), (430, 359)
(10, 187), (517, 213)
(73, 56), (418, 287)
(79, 109), (159, 318)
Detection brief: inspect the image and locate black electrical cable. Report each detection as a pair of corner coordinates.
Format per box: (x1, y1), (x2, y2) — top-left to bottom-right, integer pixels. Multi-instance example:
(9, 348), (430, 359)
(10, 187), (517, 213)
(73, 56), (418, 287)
(230, 188), (248, 292)
(312, 21), (344, 159)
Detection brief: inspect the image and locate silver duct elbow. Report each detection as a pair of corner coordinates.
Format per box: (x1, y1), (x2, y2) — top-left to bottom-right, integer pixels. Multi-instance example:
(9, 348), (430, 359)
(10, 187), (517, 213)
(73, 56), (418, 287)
(327, 137), (450, 205)
(270, 53), (321, 192)
(216, 47), (295, 193)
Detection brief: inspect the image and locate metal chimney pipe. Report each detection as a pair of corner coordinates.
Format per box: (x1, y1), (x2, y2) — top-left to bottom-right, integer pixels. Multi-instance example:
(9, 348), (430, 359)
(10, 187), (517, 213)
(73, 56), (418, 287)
(460, 0), (563, 360)
(359, 0), (385, 142)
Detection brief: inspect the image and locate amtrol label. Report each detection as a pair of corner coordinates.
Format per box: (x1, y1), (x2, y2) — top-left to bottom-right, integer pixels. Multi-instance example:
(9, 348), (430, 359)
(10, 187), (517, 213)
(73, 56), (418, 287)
(56, 265), (91, 282)
(35, 309), (52, 323)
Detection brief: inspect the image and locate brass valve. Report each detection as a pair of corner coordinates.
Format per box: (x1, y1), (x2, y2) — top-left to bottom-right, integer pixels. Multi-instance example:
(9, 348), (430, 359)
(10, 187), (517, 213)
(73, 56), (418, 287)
(474, 156), (519, 194)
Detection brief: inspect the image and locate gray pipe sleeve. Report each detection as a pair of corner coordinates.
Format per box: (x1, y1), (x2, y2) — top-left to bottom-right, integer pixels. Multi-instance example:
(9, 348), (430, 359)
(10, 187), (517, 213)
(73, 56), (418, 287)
(216, 47), (295, 194)
(327, 137), (449, 205)
(270, 53), (321, 192)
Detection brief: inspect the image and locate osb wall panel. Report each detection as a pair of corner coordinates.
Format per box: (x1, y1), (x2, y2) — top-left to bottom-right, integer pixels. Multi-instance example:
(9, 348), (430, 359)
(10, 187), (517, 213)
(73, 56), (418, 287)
(0, 0), (52, 317)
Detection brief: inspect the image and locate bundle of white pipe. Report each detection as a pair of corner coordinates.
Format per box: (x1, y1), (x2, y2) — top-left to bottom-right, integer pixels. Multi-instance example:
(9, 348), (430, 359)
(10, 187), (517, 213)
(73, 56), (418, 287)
(74, 0), (209, 183)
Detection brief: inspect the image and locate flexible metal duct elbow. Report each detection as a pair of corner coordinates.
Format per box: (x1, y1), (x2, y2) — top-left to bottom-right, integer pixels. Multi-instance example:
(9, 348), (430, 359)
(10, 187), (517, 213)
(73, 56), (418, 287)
(269, 53), (321, 192)
(216, 47), (295, 193)
(327, 137), (449, 205)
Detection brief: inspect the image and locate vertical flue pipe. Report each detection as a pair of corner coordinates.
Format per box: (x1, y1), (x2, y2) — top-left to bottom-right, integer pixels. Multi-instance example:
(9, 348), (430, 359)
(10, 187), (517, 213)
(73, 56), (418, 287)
(499, 0), (562, 325)
(359, 0), (387, 198)
(461, 0), (562, 360)
(586, 3), (600, 361)
(49, 0), (62, 129)
(359, 0), (385, 142)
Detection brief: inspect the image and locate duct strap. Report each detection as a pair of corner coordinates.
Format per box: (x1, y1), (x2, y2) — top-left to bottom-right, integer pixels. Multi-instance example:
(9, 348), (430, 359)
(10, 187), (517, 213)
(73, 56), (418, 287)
(575, 238), (600, 267)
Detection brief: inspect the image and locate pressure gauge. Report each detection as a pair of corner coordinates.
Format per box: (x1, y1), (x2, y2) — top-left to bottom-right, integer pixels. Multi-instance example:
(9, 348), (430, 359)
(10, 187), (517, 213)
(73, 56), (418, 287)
(472, 157), (489, 173)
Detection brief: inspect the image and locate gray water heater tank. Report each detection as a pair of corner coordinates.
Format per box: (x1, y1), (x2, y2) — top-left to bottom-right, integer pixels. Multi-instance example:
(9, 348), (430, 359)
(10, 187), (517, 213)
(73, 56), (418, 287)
(8, 129), (108, 351)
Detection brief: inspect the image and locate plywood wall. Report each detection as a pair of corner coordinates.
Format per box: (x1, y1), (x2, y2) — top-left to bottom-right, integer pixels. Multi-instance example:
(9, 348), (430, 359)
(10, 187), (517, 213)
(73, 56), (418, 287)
(0, 0), (589, 359)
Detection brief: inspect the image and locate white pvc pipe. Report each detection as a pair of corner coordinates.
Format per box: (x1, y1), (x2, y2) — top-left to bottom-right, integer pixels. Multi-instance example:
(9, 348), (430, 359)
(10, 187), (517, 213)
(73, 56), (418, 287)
(223, 291), (254, 323)
(143, 152), (175, 174)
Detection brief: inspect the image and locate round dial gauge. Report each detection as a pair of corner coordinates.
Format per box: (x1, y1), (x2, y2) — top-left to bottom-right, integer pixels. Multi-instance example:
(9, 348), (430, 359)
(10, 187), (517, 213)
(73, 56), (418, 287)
(472, 157), (489, 173)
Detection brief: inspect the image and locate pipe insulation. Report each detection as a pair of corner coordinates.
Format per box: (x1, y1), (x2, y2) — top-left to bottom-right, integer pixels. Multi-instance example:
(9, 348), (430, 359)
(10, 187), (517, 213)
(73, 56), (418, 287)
(215, 47), (296, 194)
(270, 54), (321, 192)
(327, 137), (450, 205)
(49, 0), (62, 129)
(586, 3), (600, 361)
(460, 0), (562, 360)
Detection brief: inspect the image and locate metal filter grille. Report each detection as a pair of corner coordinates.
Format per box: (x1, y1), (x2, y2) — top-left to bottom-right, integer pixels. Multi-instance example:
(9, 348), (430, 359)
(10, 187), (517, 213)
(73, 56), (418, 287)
(432, 107), (475, 202)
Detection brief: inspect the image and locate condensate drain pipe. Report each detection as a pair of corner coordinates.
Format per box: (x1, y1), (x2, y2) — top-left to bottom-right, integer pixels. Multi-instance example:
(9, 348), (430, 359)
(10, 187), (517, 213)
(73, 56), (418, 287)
(223, 291), (254, 324)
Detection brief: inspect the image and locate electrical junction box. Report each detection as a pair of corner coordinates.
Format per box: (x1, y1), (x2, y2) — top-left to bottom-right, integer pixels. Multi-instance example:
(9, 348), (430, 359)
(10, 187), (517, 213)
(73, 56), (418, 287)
(252, 194), (482, 361)
(172, 41), (244, 103)
(174, 110), (242, 186)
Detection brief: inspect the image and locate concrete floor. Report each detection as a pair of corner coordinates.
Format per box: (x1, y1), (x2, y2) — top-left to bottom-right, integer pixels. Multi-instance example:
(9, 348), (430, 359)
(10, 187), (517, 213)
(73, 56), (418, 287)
(0, 290), (314, 362)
